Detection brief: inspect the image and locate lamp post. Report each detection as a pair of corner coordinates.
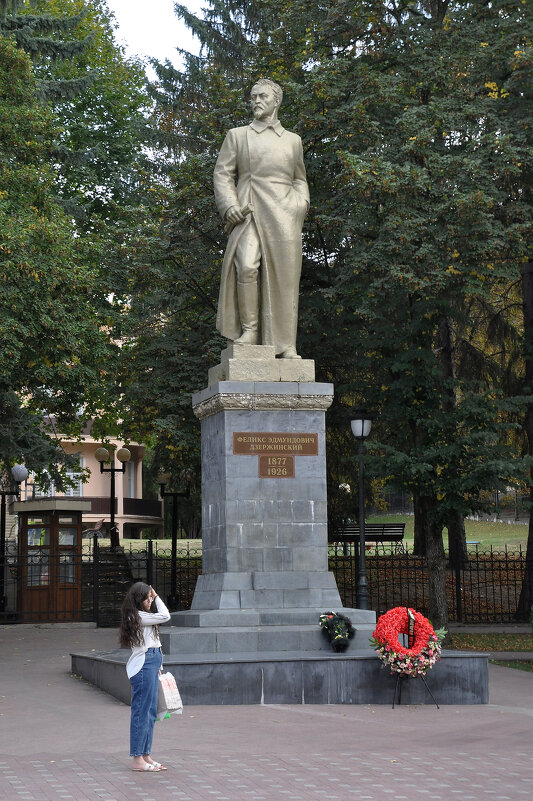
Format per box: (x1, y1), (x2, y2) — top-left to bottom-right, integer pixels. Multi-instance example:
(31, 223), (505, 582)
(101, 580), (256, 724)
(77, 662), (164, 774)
(95, 446), (131, 549)
(158, 473), (190, 610)
(351, 412), (373, 610)
(1, 464), (29, 613)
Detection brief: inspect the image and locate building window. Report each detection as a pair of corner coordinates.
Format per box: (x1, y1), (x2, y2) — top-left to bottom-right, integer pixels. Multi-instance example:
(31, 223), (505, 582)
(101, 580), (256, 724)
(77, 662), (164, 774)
(66, 454), (83, 496)
(32, 473), (55, 498)
(126, 460), (135, 498)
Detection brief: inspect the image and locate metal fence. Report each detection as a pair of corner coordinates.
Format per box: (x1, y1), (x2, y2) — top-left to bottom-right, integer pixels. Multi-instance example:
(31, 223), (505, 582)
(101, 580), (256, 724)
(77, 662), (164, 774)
(1, 539), (531, 625)
(329, 542), (532, 623)
(0, 539), (202, 627)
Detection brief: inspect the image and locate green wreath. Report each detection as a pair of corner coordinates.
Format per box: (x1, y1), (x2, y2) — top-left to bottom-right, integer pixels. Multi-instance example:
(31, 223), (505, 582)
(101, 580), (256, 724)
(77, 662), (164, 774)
(319, 611), (356, 653)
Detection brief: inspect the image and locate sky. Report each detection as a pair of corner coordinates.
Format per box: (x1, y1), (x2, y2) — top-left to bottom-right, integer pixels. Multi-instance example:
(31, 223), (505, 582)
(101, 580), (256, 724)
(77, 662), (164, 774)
(105, 0), (204, 68)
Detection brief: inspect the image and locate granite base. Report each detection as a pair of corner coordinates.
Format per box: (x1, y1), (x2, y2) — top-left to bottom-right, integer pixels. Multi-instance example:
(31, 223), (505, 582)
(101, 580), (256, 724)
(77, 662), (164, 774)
(70, 648), (489, 706)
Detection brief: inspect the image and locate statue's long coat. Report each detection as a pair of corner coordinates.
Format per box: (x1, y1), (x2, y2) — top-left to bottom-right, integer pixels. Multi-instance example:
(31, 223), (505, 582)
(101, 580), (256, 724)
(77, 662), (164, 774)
(213, 120), (309, 354)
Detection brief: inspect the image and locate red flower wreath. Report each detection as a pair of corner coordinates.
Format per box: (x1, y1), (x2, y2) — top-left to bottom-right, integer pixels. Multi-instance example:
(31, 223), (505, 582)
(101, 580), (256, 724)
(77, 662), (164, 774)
(370, 607), (446, 677)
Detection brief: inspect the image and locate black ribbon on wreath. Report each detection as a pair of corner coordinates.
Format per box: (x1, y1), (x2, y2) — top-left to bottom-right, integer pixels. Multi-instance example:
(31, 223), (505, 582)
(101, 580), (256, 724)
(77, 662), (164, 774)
(392, 608), (440, 709)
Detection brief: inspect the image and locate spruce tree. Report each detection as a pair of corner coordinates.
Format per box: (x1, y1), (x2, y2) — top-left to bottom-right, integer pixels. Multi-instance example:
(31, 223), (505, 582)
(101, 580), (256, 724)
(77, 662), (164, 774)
(0, 0), (93, 99)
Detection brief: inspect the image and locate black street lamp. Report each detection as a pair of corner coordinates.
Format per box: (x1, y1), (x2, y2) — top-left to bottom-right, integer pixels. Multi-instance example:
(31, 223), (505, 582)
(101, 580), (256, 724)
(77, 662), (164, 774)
(95, 446), (131, 548)
(350, 412), (373, 610)
(1, 464), (29, 613)
(158, 473), (190, 610)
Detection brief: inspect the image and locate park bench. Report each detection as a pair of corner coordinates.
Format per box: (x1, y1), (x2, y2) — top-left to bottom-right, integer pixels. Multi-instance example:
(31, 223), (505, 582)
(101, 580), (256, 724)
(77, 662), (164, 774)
(329, 522), (405, 551)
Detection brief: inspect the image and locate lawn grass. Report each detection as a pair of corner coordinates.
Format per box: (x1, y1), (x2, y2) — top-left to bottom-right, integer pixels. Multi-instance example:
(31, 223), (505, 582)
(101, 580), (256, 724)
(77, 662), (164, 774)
(367, 514), (529, 551)
(449, 632), (533, 651)
(446, 634), (533, 674)
(84, 537), (202, 553)
(491, 660), (533, 673)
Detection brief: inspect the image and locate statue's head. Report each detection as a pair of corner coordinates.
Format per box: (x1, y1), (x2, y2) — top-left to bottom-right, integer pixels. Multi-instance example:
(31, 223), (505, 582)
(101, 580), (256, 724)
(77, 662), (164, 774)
(250, 79), (283, 121)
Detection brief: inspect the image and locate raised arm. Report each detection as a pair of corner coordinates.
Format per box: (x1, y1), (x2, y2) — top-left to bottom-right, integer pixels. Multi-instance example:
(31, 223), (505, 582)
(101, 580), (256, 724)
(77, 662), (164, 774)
(138, 595), (171, 625)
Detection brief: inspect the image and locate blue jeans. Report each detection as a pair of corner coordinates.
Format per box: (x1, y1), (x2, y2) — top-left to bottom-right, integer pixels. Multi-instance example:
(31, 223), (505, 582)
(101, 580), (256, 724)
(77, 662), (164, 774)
(130, 647), (162, 757)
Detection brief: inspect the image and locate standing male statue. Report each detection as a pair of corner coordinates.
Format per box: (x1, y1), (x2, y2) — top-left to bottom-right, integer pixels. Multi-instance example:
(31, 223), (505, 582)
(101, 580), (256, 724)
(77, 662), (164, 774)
(214, 79), (309, 359)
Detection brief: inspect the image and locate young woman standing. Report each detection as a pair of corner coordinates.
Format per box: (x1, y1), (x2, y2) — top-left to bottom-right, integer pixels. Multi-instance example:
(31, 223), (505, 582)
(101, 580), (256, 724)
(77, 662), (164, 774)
(119, 582), (171, 772)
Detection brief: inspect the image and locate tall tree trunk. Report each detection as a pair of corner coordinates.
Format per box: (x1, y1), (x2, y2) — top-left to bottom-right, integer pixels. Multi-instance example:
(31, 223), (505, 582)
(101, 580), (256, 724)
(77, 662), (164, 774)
(420, 495), (450, 641)
(517, 488), (533, 621)
(517, 260), (533, 620)
(421, 495), (450, 627)
(447, 509), (468, 569)
(413, 491), (428, 555)
(437, 316), (468, 566)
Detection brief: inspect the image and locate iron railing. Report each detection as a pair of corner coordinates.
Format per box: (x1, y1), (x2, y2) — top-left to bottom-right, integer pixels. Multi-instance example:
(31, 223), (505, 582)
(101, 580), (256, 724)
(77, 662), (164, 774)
(1, 538), (531, 625)
(329, 541), (533, 623)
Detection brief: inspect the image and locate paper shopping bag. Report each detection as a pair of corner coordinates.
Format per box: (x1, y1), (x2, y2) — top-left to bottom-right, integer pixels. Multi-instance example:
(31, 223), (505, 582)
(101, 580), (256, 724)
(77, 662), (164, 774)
(156, 671), (183, 721)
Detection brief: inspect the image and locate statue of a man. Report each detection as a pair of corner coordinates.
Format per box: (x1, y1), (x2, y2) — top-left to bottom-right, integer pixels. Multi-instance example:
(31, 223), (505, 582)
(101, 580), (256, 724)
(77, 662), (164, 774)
(214, 79), (309, 359)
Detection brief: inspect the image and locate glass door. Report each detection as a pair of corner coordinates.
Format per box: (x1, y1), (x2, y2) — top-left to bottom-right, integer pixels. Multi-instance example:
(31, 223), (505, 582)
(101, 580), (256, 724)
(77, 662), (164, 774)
(19, 510), (83, 622)
(56, 514), (82, 621)
(20, 515), (51, 621)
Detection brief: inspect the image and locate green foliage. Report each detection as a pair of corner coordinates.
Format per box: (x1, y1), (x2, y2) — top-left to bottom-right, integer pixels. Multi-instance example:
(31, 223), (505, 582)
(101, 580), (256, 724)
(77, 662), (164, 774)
(0, 34), (115, 478)
(0, 391), (82, 489)
(4, 1), (151, 306)
(0, 0), (156, 468)
(0, 0), (91, 75)
(287, 0), (532, 518)
(124, 1), (531, 551)
(25, 1), (149, 222)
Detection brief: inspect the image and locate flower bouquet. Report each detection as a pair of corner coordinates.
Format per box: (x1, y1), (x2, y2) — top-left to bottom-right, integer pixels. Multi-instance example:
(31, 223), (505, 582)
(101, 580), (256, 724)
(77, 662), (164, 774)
(319, 611), (356, 653)
(370, 607), (446, 678)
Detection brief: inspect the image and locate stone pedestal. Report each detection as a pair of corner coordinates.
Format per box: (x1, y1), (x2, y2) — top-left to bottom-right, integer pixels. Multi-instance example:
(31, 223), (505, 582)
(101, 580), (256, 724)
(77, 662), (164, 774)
(187, 379), (340, 612)
(164, 377), (376, 670)
(208, 343), (316, 385)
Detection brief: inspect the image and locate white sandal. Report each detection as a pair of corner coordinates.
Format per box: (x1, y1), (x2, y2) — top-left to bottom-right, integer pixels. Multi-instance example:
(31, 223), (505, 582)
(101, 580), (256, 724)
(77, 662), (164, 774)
(149, 761), (167, 770)
(132, 763), (160, 772)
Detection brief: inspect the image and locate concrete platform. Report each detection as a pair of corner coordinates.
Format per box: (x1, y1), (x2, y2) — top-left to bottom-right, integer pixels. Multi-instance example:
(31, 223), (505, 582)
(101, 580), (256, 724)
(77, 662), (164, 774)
(71, 647), (489, 706)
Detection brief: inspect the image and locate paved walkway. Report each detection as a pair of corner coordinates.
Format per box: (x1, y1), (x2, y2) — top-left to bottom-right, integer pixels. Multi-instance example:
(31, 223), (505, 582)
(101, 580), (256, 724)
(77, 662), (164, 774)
(1, 623), (532, 801)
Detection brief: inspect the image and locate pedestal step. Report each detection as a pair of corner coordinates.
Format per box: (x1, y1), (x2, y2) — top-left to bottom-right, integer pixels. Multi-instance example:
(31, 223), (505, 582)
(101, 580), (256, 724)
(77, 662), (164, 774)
(160, 622), (376, 656)
(168, 606), (376, 628)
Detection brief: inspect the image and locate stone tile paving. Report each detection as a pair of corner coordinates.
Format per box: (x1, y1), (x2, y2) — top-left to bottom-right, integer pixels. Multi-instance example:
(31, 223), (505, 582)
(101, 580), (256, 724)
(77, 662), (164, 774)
(1, 748), (532, 801)
(2, 626), (533, 801)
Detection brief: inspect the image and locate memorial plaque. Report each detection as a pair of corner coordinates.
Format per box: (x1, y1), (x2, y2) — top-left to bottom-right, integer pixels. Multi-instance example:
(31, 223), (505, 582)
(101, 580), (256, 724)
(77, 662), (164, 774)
(258, 455), (295, 478)
(233, 432), (318, 455)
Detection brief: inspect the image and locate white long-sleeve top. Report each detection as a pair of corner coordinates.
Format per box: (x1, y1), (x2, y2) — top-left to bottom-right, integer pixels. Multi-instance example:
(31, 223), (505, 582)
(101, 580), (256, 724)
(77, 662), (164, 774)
(126, 596), (171, 678)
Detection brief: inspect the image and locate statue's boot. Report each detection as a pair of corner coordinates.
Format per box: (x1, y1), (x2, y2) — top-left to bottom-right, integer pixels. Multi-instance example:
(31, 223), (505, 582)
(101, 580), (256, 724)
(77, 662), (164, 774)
(234, 280), (259, 344)
(280, 346), (301, 359)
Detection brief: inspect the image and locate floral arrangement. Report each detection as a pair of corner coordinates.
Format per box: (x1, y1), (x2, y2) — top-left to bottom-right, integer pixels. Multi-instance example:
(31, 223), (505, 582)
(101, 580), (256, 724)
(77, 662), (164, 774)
(370, 606), (446, 678)
(319, 611), (356, 652)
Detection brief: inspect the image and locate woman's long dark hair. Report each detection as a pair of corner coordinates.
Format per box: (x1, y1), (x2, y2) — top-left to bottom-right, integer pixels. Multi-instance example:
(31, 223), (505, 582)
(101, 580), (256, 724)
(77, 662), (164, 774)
(119, 581), (155, 648)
